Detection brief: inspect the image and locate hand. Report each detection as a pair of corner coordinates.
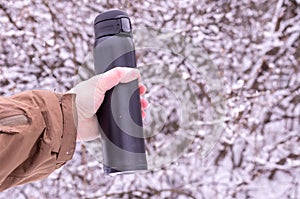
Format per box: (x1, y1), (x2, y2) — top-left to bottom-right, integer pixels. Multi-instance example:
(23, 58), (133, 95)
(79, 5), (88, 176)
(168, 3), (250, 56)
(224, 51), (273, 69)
(67, 67), (148, 142)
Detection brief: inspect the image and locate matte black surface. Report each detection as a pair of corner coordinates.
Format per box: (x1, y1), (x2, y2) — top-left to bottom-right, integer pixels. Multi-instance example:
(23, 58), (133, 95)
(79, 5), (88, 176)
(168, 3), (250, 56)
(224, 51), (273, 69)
(93, 10), (147, 174)
(94, 10), (128, 24)
(94, 10), (132, 39)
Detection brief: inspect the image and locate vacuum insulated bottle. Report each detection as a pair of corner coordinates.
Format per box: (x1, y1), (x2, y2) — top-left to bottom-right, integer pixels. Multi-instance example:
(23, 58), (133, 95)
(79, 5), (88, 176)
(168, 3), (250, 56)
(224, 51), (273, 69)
(93, 10), (148, 175)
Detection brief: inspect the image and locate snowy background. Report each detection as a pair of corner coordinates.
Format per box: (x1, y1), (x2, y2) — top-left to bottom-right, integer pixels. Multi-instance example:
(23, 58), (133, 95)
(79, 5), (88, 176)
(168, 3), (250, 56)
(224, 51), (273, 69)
(0, 0), (300, 198)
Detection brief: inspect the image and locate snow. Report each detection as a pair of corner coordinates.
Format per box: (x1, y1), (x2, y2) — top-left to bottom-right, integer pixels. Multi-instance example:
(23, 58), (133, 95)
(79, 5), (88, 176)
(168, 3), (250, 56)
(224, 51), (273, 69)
(0, 0), (300, 198)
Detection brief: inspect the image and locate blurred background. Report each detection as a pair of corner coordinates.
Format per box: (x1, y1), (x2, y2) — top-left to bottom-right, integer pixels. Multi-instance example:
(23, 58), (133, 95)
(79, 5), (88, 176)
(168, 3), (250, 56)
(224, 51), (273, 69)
(0, 0), (299, 198)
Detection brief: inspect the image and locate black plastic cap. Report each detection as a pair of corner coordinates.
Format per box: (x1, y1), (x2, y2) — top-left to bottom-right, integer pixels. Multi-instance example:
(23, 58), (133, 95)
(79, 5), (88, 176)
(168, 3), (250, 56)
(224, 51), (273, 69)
(94, 10), (132, 39)
(94, 10), (129, 24)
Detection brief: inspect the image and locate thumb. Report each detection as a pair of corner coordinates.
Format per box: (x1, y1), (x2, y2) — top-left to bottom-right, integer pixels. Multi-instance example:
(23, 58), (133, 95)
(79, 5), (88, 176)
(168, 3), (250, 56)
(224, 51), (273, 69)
(96, 67), (141, 94)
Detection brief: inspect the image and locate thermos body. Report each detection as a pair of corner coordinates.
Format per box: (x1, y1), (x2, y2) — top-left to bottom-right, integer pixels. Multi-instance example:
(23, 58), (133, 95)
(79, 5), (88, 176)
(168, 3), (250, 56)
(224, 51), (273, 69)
(93, 10), (147, 175)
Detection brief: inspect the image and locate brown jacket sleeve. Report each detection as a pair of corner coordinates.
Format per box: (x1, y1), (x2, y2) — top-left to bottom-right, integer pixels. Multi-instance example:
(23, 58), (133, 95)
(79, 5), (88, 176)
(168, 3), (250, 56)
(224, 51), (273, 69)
(0, 90), (77, 192)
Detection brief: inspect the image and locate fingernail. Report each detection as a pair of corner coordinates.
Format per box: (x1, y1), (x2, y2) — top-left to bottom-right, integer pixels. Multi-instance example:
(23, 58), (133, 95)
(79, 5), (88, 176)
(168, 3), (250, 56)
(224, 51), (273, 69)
(132, 71), (140, 79)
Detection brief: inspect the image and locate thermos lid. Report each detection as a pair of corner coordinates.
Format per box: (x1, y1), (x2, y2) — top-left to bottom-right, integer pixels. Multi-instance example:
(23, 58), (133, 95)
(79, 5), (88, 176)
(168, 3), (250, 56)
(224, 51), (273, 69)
(94, 10), (129, 24)
(94, 10), (132, 39)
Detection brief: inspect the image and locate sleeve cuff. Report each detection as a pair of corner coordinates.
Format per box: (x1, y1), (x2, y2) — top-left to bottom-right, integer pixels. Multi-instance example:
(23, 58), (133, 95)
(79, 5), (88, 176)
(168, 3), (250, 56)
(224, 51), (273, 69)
(55, 93), (78, 164)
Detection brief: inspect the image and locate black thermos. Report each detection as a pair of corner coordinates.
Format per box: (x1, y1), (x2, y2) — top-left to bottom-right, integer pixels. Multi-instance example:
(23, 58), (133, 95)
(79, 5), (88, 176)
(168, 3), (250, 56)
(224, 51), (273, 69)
(93, 10), (147, 175)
